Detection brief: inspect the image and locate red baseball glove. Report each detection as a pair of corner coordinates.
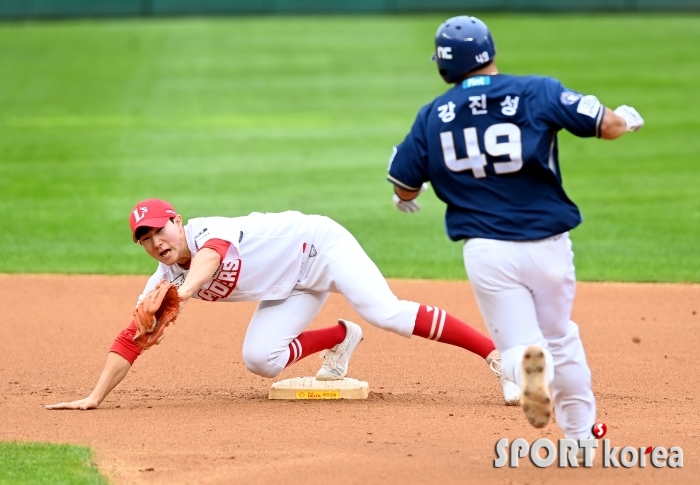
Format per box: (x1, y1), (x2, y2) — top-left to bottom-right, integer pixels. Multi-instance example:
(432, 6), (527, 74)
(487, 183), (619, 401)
(133, 280), (180, 349)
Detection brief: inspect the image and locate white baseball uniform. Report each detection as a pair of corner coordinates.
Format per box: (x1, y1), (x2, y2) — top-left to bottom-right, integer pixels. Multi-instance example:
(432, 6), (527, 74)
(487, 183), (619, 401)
(385, 72), (620, 440)
(138, 211), (419, 377)
(463, 234), (594, 440)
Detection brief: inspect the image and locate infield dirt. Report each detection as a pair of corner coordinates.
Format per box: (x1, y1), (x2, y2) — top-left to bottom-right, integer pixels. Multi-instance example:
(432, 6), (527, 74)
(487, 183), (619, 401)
(1, 275), (698, 484)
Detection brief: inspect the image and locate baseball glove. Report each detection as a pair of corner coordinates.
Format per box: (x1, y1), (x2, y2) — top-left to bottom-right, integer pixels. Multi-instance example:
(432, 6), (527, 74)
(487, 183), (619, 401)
(133, 280), (180, 349)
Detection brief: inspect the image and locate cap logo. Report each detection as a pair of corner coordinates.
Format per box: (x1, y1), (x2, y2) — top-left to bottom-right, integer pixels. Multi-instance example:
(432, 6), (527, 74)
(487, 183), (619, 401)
(133, 207), (148, 222)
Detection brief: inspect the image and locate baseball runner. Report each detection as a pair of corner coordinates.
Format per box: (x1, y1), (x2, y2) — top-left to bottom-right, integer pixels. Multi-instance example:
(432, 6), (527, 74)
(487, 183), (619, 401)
(46, 198), (520, 410)
(387, 16), (643, 458)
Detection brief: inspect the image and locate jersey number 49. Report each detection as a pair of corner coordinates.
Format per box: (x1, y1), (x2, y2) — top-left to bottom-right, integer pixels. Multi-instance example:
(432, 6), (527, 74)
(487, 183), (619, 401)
(440, 123), (522, 178)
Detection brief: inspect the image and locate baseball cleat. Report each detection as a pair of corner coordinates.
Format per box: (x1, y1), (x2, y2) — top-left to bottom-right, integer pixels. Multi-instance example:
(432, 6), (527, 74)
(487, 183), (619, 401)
(316, 319), (363, 381)
(520, 345), (552, 429)
(486, 350), (521, 406)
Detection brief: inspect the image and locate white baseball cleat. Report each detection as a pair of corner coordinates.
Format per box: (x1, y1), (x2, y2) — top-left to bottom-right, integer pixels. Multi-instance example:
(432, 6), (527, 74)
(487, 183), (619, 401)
(486, 350), (521, 406)
(520, 345), (552, 429)
(315, 319), (363, 381)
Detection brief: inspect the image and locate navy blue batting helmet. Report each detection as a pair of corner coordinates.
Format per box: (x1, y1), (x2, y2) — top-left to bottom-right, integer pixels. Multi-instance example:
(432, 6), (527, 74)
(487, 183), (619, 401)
(431, 16), (496, 84)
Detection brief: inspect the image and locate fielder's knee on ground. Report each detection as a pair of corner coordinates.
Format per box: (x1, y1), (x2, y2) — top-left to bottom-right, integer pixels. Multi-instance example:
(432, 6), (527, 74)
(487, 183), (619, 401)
(242, 345), (288, 378)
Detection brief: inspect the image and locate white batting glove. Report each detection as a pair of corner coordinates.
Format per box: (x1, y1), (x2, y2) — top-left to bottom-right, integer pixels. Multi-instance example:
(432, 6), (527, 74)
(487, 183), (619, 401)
(614, 105), (644, 132)
(393, 183), (428, 213)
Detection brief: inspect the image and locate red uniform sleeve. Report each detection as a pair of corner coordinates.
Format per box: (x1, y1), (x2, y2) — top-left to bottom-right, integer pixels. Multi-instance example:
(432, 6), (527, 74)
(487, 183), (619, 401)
(200, 238), (231, 262)
(109, 320), (143, 365)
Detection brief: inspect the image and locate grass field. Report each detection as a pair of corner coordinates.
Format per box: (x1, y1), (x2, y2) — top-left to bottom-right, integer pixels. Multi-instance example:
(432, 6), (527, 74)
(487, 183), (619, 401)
(1, 14), (699, 281)
(0, 442), (107, 484)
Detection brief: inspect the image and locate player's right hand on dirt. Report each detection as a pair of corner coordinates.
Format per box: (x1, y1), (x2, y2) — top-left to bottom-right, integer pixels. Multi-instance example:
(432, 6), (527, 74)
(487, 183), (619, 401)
(45, 396), (99, 411)
(613, 105), (644, 132)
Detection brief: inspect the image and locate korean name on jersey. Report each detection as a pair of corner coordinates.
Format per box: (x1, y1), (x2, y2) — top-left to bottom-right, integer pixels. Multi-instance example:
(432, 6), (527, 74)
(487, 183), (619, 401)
(388, 75), (604, 241)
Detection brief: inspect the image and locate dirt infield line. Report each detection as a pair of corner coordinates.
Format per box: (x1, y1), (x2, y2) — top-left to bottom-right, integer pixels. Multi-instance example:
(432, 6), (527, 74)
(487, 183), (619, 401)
(0, 275), (697, 484)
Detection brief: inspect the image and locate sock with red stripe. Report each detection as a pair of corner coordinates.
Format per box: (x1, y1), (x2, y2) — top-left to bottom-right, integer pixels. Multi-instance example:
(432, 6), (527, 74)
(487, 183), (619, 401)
(285, 323), (347, 367)
(413, 305), (495, 359)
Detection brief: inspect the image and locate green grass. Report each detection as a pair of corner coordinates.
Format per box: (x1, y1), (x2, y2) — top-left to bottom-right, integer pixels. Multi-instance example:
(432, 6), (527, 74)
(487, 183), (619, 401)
(0, 442), (108, 485)
(1, 14), (699, 281)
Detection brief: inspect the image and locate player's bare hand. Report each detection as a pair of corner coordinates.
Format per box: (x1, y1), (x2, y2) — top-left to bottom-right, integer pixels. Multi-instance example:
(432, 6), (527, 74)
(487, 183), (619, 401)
(45, 396), (99, 411)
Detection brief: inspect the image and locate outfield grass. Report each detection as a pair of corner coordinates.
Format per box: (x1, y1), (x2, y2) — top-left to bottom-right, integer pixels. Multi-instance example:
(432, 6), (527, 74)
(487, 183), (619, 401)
(1, 14), (699, 281)
(0, 442), (108, 484)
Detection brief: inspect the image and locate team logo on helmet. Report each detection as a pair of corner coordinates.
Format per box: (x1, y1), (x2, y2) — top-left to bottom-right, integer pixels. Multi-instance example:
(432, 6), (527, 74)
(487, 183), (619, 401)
(436, 47), (453, 59)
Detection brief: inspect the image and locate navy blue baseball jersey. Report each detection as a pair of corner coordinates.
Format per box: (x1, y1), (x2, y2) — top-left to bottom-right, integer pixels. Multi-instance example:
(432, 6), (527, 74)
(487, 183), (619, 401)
(387, 74), (604, 241)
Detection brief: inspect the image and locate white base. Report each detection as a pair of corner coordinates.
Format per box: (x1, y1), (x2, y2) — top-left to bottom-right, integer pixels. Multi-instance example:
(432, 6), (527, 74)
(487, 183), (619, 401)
(268, 376), (369, 400)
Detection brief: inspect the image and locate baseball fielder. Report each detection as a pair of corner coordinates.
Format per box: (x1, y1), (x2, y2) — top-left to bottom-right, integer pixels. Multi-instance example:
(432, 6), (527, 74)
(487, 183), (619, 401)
(47, 198), (520, 410)
(387, 16), (643, 456)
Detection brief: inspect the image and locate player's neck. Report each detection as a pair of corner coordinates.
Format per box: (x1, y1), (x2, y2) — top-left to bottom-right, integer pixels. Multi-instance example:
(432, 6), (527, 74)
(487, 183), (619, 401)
(176, 252), (192, 267)
(457, 62), (500, 85)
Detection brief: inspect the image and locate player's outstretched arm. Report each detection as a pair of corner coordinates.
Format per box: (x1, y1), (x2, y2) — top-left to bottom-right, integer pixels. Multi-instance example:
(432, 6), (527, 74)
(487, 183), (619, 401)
(45, 352), (131, 410)
(600, 106), (644, 140)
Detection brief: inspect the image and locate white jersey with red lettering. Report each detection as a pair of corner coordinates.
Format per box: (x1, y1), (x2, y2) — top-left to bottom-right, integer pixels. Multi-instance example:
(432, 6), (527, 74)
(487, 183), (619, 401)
(137, 211), (317, 304)
(136, 211), (420, 378)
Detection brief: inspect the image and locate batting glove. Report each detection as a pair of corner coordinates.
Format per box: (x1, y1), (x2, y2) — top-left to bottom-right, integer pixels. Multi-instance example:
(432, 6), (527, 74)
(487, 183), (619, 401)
(614, 105), (644, 132)
(393, 183), (428, 213)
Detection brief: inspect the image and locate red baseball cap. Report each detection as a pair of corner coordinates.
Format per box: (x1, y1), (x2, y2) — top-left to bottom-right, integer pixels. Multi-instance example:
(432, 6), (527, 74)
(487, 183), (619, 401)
(129, 198), (177, 242)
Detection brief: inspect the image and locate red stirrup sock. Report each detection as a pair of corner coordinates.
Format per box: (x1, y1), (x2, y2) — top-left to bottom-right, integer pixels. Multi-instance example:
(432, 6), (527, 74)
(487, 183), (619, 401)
(285, 323), (347, 367)
(412, 305), (495, 359)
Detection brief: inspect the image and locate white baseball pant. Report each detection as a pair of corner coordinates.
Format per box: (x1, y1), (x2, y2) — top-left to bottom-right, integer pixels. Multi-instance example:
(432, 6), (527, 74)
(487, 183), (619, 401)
(463, 233), (596, 440)
(242, 215), (419, 378)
